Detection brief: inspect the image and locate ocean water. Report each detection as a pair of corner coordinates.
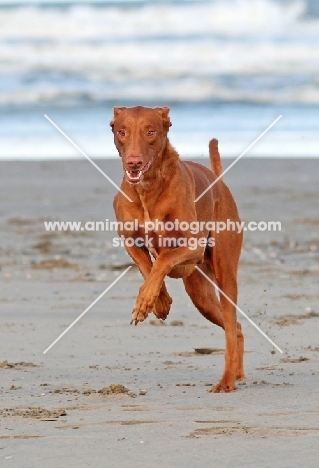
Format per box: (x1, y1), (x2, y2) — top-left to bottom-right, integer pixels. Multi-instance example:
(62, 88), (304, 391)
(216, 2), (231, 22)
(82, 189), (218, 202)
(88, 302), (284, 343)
(0, 0), (318, 159)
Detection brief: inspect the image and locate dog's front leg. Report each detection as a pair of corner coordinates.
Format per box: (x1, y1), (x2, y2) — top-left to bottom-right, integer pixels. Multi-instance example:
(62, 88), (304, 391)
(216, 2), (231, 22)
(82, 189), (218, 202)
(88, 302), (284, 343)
(132, 245), (203, 324)
(124, 244), (172, 323)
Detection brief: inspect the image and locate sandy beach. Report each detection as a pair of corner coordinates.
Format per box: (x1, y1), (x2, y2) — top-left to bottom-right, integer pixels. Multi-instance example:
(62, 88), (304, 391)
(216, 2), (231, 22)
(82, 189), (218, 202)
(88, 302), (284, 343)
(0, 158), (318, 467)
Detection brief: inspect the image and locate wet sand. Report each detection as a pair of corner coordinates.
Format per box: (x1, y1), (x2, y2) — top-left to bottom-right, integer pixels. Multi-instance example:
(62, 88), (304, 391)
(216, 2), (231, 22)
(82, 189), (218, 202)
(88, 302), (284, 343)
(0, 158), (318, 467)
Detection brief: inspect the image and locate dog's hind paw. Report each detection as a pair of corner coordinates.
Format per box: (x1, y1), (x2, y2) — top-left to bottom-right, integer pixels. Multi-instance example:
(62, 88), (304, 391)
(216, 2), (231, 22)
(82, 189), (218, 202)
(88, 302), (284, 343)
(209, 383), (236, 393)
(209, 378), (236, 393)
(236, 372), (246, 381)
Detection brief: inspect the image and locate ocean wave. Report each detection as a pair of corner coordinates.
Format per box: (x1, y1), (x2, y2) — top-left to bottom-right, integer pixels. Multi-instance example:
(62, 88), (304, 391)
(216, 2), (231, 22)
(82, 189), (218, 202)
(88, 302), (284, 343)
(0, 0), (309, 40)
(0, 39), (319, 105)
(1, 40), (319, 74)
(0, 0), (319, 105)
(2, 81), (319, 105)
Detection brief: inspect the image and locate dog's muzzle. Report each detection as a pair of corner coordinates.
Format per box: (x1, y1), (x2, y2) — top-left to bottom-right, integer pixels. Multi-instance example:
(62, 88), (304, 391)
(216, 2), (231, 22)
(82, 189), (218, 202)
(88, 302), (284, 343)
(125, 158), (153, 184)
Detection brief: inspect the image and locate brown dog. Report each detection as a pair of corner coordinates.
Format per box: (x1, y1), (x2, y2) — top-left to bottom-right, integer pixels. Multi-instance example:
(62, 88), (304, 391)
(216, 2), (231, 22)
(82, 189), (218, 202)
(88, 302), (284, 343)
(111, 106), (244, 392)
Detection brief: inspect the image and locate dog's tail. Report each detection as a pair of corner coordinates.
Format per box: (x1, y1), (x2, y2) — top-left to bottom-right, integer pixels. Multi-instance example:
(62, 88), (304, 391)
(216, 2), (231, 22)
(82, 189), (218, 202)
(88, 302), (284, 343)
(209, 139), (223, 178)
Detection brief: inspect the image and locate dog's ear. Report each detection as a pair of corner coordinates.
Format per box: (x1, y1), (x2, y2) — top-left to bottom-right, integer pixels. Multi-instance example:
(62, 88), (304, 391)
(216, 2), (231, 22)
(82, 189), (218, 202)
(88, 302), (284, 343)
(110, 107), (126, 131)
(156, 107), (172, 131)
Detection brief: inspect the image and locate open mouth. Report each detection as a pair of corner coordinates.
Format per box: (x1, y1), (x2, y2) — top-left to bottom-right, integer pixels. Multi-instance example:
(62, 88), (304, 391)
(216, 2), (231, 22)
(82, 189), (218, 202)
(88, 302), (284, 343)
(125, 158), (153, 185)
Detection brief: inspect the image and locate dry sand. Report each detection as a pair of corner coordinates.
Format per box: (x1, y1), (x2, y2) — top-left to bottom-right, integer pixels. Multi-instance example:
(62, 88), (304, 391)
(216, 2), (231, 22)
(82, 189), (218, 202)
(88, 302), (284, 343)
(0, 158), (318, 467)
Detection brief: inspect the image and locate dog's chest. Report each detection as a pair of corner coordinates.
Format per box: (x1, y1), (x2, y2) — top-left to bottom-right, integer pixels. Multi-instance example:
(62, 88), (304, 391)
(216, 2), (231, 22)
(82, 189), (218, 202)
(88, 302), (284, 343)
(140, 197), (151, 225)
(139, 197), (160, 259)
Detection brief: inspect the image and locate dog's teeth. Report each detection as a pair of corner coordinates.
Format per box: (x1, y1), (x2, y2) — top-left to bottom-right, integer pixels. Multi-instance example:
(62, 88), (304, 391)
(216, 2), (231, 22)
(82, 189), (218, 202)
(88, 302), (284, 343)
(125, 169), (143, 184)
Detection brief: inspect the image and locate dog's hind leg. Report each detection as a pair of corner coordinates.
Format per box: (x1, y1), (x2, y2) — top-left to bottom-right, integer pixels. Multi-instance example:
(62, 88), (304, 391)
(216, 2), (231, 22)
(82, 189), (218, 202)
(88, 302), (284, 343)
(183, 262), (224, 330)
(183, 259), (245, 391)
(215, 274), (245, 391)
(211, 222), (245, 392)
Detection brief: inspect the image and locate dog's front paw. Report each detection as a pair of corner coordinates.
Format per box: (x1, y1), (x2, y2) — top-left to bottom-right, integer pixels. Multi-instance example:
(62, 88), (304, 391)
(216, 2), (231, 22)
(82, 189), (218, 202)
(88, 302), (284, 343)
(153, 291), (172, 320)
(130, 307), (149, 326)
(130, 285), (158, 325)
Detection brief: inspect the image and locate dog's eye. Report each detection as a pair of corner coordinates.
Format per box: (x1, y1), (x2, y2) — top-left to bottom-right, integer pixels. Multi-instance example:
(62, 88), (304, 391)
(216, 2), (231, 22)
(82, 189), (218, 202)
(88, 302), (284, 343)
(118, 129), (125, 137)
(147, 130), (155, 137)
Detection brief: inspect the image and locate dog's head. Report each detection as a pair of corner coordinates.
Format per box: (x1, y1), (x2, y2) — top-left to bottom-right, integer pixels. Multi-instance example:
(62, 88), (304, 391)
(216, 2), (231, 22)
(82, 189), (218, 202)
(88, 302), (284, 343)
(110, 106), (171, 185)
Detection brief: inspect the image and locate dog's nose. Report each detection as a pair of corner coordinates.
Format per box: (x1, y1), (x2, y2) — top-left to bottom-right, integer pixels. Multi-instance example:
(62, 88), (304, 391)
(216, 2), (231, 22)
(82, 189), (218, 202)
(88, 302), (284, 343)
(126, 156), (143, 169)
